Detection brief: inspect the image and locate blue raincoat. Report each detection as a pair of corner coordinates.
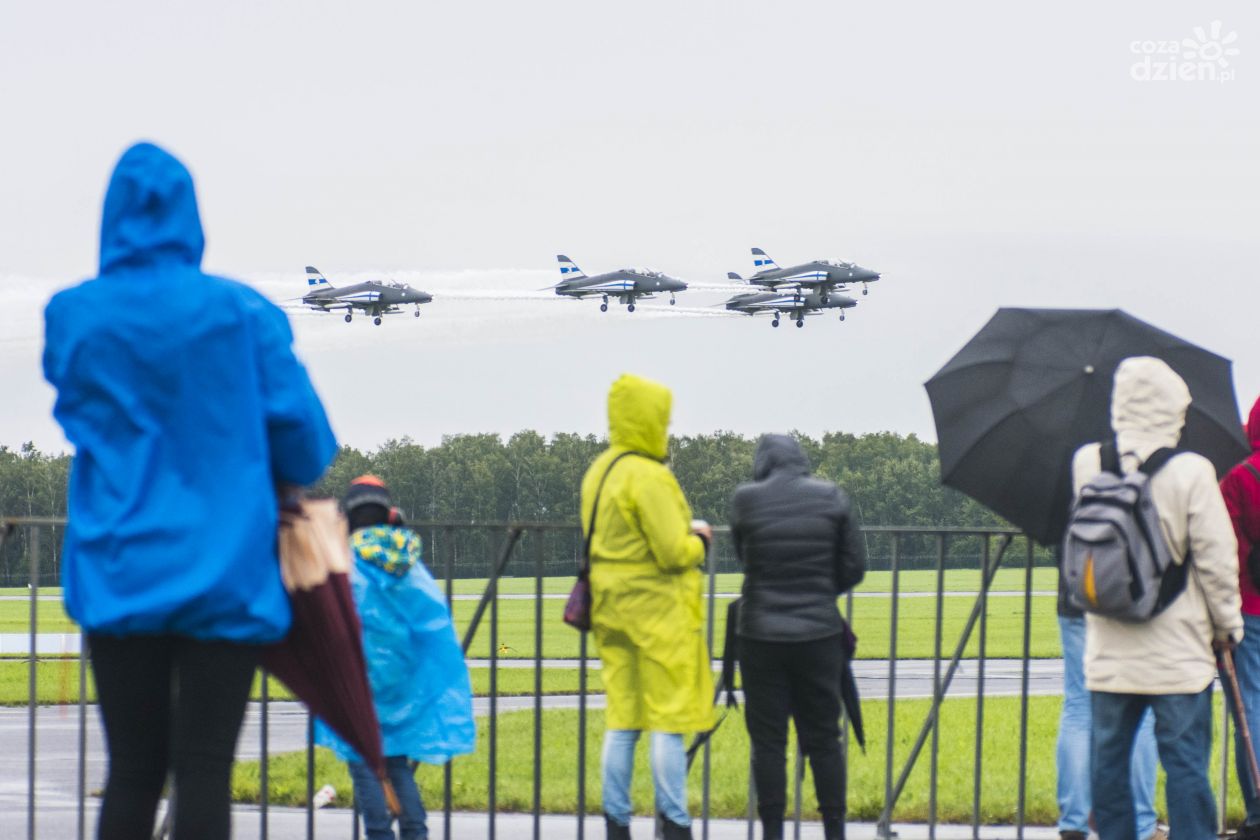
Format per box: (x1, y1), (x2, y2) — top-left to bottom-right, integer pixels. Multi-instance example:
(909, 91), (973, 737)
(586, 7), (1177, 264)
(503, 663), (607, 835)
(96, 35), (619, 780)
(42, 142), (337, 643)
(317, 526), (475, 764)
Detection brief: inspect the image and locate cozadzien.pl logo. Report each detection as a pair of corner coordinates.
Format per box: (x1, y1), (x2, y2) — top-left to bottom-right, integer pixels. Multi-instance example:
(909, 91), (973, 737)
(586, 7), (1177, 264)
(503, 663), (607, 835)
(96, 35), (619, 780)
(1130, 20), (1239, 83)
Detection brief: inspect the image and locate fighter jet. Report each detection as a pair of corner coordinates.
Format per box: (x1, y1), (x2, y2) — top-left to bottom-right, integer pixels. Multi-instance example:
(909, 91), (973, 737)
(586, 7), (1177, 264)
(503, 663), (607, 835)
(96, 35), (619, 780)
(726, 248), (880, 301)
(550, 255), (687, 312)
(300, 266), (433, 325)
(724, 289), (857, 328)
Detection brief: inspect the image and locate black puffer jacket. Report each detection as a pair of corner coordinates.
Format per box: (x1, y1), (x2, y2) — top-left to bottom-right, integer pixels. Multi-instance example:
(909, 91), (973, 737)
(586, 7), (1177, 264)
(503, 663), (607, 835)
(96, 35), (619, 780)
(731, 435), (866, 642)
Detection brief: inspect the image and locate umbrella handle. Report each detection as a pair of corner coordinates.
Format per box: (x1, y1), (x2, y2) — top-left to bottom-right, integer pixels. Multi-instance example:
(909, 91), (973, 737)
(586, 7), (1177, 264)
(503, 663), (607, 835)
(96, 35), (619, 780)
(1221, 647), (1260, 793)
(380, 775), (402, 817)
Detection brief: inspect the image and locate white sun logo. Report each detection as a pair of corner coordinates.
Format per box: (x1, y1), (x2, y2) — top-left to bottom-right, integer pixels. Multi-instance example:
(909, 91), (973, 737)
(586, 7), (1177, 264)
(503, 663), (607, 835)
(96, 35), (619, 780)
(1182, 20), (1240, 68)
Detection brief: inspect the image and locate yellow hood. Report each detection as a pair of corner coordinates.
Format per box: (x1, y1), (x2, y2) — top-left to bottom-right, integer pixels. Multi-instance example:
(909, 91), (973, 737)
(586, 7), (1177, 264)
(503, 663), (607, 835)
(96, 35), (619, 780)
(607, 373), (671, 460)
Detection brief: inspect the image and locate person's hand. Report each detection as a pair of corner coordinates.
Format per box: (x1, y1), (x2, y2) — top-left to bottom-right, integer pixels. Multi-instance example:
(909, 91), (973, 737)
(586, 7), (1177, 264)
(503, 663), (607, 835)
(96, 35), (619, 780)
(1214, 634), (1240, 655)
(691, 520), (713, 554)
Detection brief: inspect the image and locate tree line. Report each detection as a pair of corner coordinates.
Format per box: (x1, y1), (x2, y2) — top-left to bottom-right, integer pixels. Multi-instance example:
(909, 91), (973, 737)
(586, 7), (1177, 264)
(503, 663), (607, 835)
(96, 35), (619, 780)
(1, 431), (1013, 584)
(307, 430), (1005, 529)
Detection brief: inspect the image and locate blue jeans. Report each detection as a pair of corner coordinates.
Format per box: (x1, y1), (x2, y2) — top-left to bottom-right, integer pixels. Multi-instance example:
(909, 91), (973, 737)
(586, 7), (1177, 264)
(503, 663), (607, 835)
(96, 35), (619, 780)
(1092, 688), (1215, 840)
(1230, 614), (1260, 826)
(602, 730), (689, 826)
(349, 757), (428, 840)
(1057, 616), (1158, 836)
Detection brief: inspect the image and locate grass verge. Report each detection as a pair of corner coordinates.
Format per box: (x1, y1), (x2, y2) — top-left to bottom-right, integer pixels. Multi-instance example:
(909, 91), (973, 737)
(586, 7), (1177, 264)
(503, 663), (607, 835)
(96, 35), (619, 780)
(0, 662), (596, 705)
(229, 695), (1251, 826)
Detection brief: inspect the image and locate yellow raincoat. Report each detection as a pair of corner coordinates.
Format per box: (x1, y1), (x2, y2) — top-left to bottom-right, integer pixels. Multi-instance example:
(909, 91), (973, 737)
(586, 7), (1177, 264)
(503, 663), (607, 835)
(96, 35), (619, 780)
(582, 374), (715, 734)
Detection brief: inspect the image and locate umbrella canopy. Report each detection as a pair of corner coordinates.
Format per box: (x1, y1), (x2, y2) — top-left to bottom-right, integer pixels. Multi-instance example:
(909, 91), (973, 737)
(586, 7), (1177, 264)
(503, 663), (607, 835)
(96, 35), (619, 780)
(926, 308), (1248, 545)
(260, 499), (397, 810)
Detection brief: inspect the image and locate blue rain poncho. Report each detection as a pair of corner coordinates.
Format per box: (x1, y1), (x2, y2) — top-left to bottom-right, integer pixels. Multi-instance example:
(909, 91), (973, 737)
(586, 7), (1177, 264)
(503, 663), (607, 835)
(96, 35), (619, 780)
(317, 526), (476, 763)
(42, 142), (337, 642)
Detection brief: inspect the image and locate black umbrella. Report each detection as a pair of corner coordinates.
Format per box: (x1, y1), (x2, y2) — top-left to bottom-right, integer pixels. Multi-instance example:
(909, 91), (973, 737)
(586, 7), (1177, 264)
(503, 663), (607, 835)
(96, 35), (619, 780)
(925, 308), (1248, 546)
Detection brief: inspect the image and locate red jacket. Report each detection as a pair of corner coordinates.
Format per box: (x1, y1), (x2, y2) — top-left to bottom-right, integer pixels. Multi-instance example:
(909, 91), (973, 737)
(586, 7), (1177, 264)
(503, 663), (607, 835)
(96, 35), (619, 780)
(1221, 396), (1260, 616)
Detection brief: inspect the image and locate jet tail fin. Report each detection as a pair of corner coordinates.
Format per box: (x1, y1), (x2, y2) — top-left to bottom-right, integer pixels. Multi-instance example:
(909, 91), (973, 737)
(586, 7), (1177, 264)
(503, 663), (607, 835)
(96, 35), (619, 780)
(305, 266), (333, 290)
(556, 255), (586, 280)
(727, 271), (743, 281)
(751, 248), (779, 271)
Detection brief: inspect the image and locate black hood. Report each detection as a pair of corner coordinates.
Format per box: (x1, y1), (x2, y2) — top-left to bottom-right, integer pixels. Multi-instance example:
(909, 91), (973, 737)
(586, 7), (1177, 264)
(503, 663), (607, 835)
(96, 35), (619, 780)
(753, 434), (810, 480)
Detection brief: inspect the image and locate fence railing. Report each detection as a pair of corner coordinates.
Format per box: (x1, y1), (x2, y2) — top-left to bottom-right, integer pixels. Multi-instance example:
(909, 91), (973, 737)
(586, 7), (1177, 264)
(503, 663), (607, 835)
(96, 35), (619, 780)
(1, 516), (1239, 840)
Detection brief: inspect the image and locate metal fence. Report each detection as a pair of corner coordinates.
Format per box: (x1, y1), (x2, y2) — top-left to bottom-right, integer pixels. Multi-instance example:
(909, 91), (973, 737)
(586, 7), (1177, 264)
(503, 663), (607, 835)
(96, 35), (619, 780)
(2, 516), (1240, 840)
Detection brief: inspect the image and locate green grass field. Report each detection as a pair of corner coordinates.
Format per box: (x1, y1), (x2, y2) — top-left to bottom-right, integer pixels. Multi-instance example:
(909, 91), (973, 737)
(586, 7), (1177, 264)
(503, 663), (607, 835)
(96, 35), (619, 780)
(0, 569), (1064, 662)
(0, 662), (597, 706)
(230, 695), (1251, 826)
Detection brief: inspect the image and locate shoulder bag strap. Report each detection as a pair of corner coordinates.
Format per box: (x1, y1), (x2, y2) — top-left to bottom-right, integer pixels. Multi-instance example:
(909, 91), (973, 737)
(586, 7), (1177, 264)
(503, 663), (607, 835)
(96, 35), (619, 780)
(580, 450), (649, 576)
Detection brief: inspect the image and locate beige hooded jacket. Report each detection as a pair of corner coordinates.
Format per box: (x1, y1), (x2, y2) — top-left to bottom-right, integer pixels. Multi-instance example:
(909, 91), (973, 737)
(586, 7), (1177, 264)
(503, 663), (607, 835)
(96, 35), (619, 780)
(1073, 357), (1242, 695)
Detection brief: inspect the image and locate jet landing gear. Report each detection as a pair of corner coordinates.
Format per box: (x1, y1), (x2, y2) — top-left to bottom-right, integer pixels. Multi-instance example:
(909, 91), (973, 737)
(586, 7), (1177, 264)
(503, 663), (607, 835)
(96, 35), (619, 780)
(796, 318), (805, 328)
(862, 284), (869, 296)
(669, 294), (676, 306)
(627, 303), (636, 313)
(771, 312), (781, 328)
(414, 308), (421, 318)
(373, 316), (382, 326)
(839, 311), (846, 321)
(344, 313), (353, 323)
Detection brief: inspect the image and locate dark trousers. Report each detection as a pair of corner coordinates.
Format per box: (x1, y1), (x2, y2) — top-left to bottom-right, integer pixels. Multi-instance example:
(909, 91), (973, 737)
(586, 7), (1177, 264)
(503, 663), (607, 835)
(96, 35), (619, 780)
(739, 633), (847, 825)
(89, 634), (258, 840)
(1091, 687), (1216, 840)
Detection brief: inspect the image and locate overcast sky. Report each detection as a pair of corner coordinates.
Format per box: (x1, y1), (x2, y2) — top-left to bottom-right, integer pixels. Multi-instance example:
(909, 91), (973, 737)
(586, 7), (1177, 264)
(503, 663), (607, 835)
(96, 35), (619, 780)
(2, 2), (1257, 453)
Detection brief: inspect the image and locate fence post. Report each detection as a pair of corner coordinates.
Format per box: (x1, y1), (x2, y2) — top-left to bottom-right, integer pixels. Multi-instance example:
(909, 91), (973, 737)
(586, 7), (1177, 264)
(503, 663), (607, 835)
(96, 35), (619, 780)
(1016, 538), (1034, 839)
(972, 538), (990, 840)
(443, 528), (454, 840)
(929, 535), (946, 840)
(260, 669), (269, 840)
(79, 632), (88, 840)
(27, 525), (40, 840)
(306, 712), (315, 840)
(876, 534), (900, 840)
(702, 555), (716, 840)
(578, 630), (588, 840)
(533, 532), (544, 840)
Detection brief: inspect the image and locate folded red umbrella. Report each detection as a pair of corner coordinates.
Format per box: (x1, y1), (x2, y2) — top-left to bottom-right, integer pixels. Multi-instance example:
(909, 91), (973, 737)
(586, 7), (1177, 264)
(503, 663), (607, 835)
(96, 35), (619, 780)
(261, 498), (399, 814)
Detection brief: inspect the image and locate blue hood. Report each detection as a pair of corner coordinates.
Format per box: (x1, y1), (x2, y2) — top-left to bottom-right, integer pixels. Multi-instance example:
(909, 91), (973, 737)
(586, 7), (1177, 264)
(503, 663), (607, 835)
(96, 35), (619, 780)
(43, 143), (337, 643)
(100, 143), (206, 274)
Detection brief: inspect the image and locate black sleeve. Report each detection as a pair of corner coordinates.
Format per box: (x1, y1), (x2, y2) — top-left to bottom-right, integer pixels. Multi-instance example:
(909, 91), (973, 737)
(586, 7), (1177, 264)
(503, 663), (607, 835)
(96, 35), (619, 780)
(833, 488), (866, 594)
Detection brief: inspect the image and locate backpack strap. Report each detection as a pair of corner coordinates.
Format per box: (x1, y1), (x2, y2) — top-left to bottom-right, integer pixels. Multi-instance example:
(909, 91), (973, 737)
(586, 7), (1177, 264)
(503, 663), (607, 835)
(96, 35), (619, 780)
(1244, 462), (1260, 487)
(1139, 446), (1182, 477)
(1135, 446), (1192, 610)
(1099, 440), (1121, 475)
